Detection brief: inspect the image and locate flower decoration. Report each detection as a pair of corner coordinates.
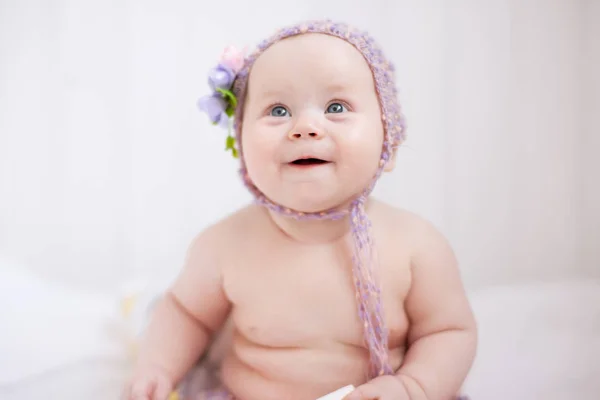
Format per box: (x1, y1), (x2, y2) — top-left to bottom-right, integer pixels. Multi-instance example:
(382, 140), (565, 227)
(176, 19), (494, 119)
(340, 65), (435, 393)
(197, 45), (246, 158)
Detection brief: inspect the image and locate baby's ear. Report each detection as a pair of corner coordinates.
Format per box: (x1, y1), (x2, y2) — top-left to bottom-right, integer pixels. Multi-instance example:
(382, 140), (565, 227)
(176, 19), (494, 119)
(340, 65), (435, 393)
(383, 151), (397, 172)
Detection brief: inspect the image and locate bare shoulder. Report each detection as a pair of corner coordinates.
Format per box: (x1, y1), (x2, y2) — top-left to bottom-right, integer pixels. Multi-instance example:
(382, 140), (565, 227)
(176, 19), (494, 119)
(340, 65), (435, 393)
(187, 203), (266, 254)
(181, 203), (271, 273)
(169, 204), (265, 329)
(369, 198), (445, 252)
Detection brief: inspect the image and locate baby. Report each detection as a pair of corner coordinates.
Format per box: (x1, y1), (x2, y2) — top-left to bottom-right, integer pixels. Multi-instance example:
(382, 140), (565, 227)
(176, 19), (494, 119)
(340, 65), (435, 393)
(124, 20), (477, 400)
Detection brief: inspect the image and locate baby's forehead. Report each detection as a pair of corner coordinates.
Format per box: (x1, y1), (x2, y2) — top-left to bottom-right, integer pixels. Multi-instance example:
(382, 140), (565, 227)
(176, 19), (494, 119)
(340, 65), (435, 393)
(247, 33), (374, 95)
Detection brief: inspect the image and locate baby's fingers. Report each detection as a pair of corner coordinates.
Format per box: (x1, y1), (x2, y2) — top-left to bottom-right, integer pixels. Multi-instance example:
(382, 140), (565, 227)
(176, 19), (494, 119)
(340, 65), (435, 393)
(129, 378), (154, 400)
(342, 375), (409, 400)
(343, 384), (378, 400)
(152, 376), (174, 400)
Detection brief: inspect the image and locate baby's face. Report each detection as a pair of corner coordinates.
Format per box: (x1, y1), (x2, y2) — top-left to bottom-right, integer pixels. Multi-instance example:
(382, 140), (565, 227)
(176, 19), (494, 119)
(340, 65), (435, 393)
(241, 33), (384, 213)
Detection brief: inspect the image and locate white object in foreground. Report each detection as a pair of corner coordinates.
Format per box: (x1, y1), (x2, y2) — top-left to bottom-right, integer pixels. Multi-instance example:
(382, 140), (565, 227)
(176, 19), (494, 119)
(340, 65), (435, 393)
(315, 385), (356, 400)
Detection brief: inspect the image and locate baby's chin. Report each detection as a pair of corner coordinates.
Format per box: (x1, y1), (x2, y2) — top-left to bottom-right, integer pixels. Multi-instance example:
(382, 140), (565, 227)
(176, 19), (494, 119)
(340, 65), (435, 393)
(269, 190), (358, 215)
(248, 172), (368, 214)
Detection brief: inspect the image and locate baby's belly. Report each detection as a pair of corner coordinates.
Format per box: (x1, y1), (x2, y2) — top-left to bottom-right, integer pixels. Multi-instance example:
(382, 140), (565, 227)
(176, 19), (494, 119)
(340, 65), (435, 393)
(219, 331), (404, 400)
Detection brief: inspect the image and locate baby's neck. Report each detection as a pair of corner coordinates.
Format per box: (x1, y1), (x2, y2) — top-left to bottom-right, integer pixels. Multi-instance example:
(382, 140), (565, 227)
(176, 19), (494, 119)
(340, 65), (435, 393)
(268, 211), (350, 244)
(266, 199), (372, 244)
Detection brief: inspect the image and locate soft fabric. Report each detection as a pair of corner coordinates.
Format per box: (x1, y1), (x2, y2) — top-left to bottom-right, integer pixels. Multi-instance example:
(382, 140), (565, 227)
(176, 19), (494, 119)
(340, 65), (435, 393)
(2, 276), (597, 399)
(0, 256), (122, 386)
(463, 280), (600, 400)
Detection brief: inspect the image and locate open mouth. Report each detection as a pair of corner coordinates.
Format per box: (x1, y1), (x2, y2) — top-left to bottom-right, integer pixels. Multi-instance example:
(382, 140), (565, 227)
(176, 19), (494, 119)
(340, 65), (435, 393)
(290, 158), (330, 166)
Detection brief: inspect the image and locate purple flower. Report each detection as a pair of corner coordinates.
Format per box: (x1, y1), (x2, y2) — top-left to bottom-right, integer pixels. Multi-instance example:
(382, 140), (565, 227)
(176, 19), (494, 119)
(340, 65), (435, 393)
(208, 64), (235, 91)
(197, 93), (229, 128)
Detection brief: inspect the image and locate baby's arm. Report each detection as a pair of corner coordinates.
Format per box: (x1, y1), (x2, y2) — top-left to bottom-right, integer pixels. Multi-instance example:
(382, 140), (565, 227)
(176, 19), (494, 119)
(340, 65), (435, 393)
(127, 230), (231, 398)
(397, 220), (477, 400)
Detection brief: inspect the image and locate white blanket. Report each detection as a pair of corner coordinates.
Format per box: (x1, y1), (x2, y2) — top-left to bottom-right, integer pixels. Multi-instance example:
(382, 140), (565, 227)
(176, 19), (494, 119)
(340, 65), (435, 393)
(463, 280), (600, 400)
(1, 260), (599, 400)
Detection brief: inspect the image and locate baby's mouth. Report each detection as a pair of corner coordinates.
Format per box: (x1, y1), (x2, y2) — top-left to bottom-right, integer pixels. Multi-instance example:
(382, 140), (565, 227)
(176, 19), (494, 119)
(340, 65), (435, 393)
(289, 158), (330, 166)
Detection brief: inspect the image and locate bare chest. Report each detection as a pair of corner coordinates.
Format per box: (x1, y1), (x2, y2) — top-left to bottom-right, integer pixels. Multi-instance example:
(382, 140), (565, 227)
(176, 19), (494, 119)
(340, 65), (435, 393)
(222, 235), (411, 350)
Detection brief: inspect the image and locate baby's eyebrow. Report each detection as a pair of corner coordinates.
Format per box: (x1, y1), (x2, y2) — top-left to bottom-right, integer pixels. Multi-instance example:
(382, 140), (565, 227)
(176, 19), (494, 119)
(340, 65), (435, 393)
(249, 86), (292, 102)
(252, 82), (352, 101)
(325, 82), (350, 93)
(258, 88), (285, 99)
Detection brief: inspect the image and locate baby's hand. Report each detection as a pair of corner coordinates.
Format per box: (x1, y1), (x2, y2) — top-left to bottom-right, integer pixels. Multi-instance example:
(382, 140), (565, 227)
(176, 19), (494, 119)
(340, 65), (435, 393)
(123, 367), (174, 400)
(343, 375), (409, 400)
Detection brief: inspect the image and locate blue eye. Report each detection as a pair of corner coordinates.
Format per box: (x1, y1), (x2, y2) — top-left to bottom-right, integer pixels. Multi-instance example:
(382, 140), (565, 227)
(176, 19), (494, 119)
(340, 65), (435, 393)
(326, 102), (347, 114)
(270, 106), (289, 117)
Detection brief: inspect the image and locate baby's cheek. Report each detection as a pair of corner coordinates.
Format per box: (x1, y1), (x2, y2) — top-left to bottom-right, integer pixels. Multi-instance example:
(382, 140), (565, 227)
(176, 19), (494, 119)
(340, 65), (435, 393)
(342, 130), (383, 171)
(242, 128), (281, 180)
(246, 133), (277, 160)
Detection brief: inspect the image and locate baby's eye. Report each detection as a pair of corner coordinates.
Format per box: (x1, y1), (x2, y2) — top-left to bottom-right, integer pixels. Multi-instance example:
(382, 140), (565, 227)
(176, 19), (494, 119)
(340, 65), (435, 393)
(270, 105), (290, 117)
(325, 102), (347, 114)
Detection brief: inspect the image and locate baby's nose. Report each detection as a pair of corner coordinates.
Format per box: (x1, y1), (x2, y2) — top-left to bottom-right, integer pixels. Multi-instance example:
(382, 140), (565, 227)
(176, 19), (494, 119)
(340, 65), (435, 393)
(288, 130), (323, 139)
(288, 112), (324, 140)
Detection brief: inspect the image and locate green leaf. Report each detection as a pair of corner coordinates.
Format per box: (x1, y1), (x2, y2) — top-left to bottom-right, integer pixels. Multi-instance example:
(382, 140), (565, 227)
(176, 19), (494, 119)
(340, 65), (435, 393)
(216, 88), (238, 109)
(225, 135), (235, 150)
(224, 135), (238, 159)
(216, 88), (237, 117)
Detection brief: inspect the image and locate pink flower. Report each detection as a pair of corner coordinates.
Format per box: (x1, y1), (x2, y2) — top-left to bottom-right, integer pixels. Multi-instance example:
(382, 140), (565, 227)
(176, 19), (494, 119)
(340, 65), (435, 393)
(219, 45), (246, 73)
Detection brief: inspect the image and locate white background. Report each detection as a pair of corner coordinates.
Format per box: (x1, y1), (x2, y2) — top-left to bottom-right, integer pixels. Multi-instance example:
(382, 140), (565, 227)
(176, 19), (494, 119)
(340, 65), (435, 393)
(1, 1), (599, 398)
(1, 0), (598, 297)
